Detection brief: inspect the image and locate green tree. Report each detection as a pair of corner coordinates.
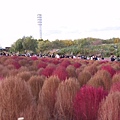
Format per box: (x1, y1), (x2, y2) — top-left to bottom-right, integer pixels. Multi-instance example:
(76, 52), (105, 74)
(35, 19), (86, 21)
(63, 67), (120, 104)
(15, 38), (24, 52)
(37, 39), (51, 53)
(51, 40), (65, 49)
(10, 44), (17, 53)
(10, 38), (24, 53)
(22, 36), (38, 53)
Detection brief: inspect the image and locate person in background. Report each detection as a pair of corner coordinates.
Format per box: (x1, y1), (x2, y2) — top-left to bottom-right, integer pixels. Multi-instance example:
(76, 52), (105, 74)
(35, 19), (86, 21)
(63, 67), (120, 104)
(116, 55), (120, 61)
(110, 55), (115, 61)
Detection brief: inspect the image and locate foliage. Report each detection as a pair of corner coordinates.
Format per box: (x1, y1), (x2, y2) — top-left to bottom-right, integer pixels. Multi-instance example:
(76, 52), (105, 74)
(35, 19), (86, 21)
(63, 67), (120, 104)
(37, 61), (47, 69)
(16, 71), (31, 81)
(0, 56), (120, 119)
(101, 65), (116, 77)
(110, 82), (120, 93)
(41, 63), (56, 77)
(112, 73), (120, 84)
(39, 76), (60, 120)
(10, 36), (38, 53)
(54, 78), (80, 120)
(78, 71), (91, 87)
(98, 92), (120, 120)
(19, 105), (37, 120)
(66, 65), (77, 78)
(37, 39), (51, 53)
(28, 75), (45, 103)
(60, 59), (71, 68)
(52, 66), (68, 80)
(0, 76), (34, 120)
(74, 86), (108, 120)
(72, 62), (81, 68)
(83, 65), (98, 75)
(9, 36), (120, 57)
(87, 70), (112, 91)
(22, 36), (38, 53)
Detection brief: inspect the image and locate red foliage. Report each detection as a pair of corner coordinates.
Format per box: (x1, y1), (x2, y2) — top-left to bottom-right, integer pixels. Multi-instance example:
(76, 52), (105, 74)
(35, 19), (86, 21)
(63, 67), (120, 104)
(19, 105), (37, 120)
(110, 82), (120, 93)
(46, 58), (60, 65)
(101, 65), (116, 77)
(51, 59), (60, 65)
(52, 66), (68, 80)
(31, 56), (38, 60)
(73, 62), (81, 68)
(0, 76), (3, 81)
(38, 61), (47, 69)
(99, 61), (108, 64)
(73, 85), (108, 120)
(60, 59), (71, 68)
(12, 61), (21, 69)
(98, 92), (120, 120)
(115, 70), (120, 74)
(41, 64), (56, 77)
(0, 76), (34, 120)
(10, 56), (19, 59)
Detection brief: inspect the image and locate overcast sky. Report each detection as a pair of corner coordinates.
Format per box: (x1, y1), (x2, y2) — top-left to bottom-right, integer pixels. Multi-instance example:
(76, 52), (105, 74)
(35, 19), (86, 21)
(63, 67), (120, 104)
(0, 0), (120, 48)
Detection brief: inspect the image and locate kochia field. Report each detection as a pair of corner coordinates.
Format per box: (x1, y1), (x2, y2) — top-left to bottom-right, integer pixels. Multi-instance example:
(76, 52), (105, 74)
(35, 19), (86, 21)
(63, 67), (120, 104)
(0, 56), (120, 120)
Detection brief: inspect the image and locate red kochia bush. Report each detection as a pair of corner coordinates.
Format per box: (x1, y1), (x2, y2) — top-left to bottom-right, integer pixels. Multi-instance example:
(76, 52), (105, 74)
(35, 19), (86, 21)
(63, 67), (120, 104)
(28, 75), (45, 103)
(31, 56), (38, 60)
(54, 78), (80, 120)
(41, 64), (56, 77)
(60, 59), (71, 68)
(0, 76), (3, 81)
(38, 76), (60, 120)
(87, 70), (112, 91)
(66, 65), (77, 78)
(37, 61), (47, 69)
(112, 72), (120, 84)
(52, 66), (68, 80)
(101, 65), (116, 77)
(78, 71), (91, 87)
(73, 62), (81, 68)
(83, 65), (98, 75)
(51, 58), (60, 65)
(73, 86), (108, 120)
(98, 92), (120, 120)
(110, 82), (120, 93)
(16, 71), (31, 81)
(0, 76), (34, 120)
(19, 105), (37, 120)
(12, 61), (21, 69)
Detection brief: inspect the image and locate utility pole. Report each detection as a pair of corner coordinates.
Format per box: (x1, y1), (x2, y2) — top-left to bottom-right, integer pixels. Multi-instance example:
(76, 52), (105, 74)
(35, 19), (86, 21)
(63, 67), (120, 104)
(37, 14), (42, 39)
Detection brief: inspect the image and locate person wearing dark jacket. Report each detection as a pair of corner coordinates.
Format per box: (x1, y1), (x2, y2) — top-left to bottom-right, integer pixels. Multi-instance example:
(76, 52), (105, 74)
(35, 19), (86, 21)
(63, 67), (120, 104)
(111, 55), (115, 61)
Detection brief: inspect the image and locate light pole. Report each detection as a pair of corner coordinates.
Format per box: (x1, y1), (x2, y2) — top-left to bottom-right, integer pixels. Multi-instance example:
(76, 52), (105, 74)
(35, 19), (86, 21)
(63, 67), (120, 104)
(37, 14), (42, 39)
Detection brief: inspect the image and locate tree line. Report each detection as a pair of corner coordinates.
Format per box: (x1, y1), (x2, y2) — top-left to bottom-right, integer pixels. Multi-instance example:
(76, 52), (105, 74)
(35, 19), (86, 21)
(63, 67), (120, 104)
(10, 36), (120, 57)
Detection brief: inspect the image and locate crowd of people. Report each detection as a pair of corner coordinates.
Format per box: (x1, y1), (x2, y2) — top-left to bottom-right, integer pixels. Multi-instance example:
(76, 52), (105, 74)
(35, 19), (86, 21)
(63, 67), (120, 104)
(110, 55), (120, 61)
(0, 51), (120, 62)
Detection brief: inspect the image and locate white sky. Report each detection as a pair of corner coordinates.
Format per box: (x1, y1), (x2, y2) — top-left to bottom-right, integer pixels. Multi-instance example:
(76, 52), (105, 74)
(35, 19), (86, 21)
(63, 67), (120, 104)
(0, 0), (120, 48)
